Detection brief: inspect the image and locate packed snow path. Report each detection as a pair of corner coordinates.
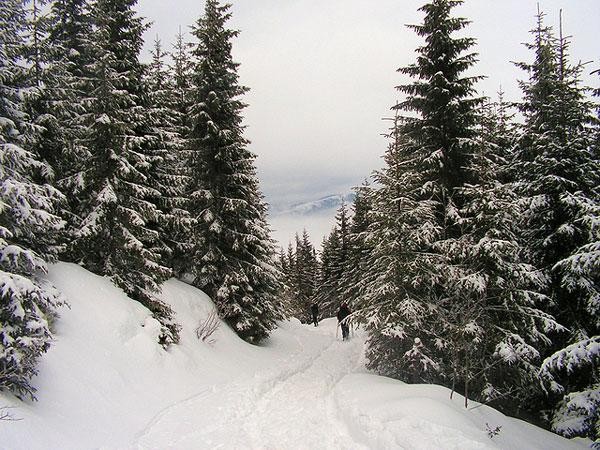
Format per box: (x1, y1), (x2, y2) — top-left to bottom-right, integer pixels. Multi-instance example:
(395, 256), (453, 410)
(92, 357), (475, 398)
(134, 319), (368, 449)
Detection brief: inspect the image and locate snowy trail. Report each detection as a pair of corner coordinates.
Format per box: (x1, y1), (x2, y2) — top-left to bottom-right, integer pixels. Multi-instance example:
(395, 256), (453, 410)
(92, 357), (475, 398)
(240, 327), (367, 449)
(133, 319), (367, 450)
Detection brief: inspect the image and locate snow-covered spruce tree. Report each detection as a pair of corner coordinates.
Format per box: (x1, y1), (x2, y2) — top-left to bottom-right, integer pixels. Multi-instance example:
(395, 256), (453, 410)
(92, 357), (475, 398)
(170, 28), (194, 134)
(446, 94), (563, 414)
(278, 242), (300, 318)
(278, 232), (317, 322)
(513, 13), (599, 439)
(22, 0), (51, 87)
(359, 114), (446, 383)
(294, 230), (318, 322)
(277, 246), (294, 316)
(20, 0), (55, 177)
(359, 0), (483, 385)
(314, 203), (351, 318)
(21, 0), (71, 183)
(165, 30), (197, 277)
(541, 338), (599, 446)
(0, 0), (65, 400)
(315, 230), (339, 318)
(186, 0), (283, 343)
(144, 37), (192, 276)
(36, 0), (94, 227)
(72, 0), (178, 346)
(340, 180), (374, 307)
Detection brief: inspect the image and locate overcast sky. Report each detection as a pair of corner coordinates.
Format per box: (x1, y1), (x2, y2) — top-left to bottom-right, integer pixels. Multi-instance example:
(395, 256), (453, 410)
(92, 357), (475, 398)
(136, 0), (598, 207)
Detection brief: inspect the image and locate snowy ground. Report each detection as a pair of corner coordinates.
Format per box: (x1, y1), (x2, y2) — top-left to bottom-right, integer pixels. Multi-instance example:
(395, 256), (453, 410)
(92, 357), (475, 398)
(0, 263), (591, 449)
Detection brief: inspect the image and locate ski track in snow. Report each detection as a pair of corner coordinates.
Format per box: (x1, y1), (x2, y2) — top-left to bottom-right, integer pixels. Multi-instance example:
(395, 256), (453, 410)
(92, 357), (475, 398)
(132, 321), (367, 450)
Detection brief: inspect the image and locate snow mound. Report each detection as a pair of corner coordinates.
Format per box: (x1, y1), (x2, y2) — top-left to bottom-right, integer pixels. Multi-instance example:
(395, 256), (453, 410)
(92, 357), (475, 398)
(335, 374), (588, 449)
(0, 262), (265, 450)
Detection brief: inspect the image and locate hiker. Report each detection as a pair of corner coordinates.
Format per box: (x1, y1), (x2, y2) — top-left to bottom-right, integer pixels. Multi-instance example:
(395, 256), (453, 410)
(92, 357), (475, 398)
(310, 303), (319, 327)
(337, 302), (351, 340)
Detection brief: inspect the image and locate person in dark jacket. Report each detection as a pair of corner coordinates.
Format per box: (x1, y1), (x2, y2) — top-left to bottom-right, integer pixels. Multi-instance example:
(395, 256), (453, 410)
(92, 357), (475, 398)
(337, 302), (351, 340)
(310, 303), (319, 327)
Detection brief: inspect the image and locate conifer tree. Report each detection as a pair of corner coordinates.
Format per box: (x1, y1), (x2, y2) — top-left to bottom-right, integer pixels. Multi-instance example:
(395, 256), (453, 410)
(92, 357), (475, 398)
(170, 29), (194, 134)
(359, 114), (444, 382)
(294, 230), (318, 321)
(72, 0), (178, 345)
(21, 0), (62, 194)
(314, 203), (351, 318)
(145, 37), (191, 275)
(164, 29), (197, 276)
(315, 230), (339, 318)
(39, 0), (94, 229)
(340, 181), (374, 311)
(361, 2), (566, 414)
(286, 242), (296, 288)
(22, 0), (51, 87)
(278, 242), (299, 317)
(447, 93), (562, 412)
(514, 11), (599, 441)
(186, 0), (283, 343)
(277, 246), (294, 315)
(0, 0), (65, 399)
(360, 0), (483, 384)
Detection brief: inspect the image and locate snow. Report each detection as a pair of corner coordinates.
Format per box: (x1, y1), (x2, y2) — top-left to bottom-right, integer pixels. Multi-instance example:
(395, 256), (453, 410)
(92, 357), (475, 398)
(541, 336), (600, 377)
(0, 262), (591, 449)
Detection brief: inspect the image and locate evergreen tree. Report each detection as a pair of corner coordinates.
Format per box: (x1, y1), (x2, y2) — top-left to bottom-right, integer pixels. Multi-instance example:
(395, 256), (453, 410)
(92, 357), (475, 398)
(39, 0), (94, 231)
(170, 28), (194, 133)
(314, 203), (351, 318)
(72, 0), (178, 346)
(22, 0), (52, 87)
(0, 0), (65, 399)
(277, 246), (294, 314)
(315, 231), (337, 316)
(278, 242), (299, 317)
(286, 241), (296, 287)
(144, 37), (191, 275)
(359, 113), (445, 382)
(514, 12), (599, 441)
(186, 0), (283, 343)
(294, 230), (318, 322)
(342, 180), (374, 302)
(360, 0), (483, 384)
(447, 93), (562, 413)
(165, 29), (197, 276)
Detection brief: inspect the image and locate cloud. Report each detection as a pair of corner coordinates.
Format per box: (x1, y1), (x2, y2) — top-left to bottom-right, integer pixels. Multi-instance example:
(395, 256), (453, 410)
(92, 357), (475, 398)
(137, 0), (598, 207)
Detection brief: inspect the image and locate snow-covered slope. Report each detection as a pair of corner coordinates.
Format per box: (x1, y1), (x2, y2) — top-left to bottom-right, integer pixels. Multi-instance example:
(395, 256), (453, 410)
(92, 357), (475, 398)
(0, 263), (590, 449)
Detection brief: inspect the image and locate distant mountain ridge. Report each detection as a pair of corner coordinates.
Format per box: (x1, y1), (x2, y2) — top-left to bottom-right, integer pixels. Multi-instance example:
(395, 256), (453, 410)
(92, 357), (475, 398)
(270, 193), (355, 216)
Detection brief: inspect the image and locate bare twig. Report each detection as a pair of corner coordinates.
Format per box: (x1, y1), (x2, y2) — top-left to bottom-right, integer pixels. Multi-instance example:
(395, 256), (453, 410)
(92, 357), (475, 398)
(195, 309), (220, 344)
(0, 406), (22, 421)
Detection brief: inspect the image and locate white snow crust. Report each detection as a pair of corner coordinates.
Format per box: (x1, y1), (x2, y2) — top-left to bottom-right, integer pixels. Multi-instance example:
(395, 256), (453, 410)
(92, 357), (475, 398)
(0, 262), (590, 449)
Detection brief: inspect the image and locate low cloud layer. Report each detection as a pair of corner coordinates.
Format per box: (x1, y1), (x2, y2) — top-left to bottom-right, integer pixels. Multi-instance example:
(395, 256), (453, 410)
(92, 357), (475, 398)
(137, 0), (598, 205)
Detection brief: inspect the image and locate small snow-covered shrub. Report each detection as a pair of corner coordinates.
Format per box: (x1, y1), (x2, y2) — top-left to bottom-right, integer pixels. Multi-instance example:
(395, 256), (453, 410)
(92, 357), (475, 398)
(485, 423), (502, 439)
